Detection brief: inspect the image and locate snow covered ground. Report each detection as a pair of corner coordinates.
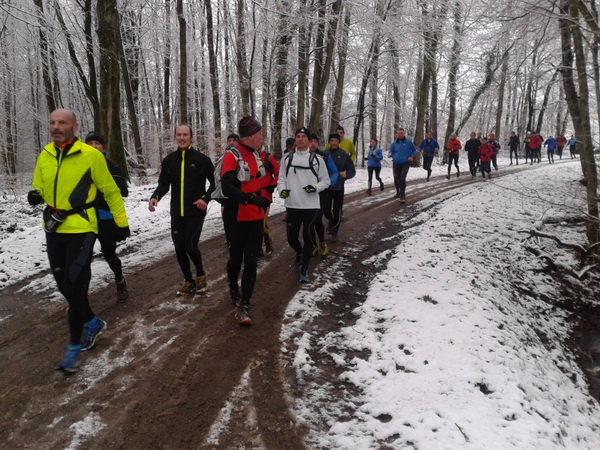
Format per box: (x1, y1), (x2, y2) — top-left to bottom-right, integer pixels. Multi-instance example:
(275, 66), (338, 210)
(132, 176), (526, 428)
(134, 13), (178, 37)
(2, 153), (600, 448)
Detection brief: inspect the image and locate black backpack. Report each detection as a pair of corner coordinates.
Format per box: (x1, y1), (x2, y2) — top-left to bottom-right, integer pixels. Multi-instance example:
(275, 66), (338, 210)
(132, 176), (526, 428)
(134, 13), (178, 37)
(285, 150), (320, 179)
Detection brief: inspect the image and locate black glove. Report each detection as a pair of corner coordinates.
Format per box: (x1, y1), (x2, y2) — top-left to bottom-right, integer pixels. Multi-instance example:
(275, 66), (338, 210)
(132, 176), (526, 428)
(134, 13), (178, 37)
(27, 190), (43, 206)
(303, 185), (317, 193)
(265, 185), (276, 194)
(280, 189), (291, 199)
(114, 226), (131, 242)
(249, 194), (270, 209)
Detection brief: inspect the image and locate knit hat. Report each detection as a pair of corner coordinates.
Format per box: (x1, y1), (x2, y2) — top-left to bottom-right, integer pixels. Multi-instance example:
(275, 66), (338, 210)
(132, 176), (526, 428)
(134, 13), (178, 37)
(84, 131), (105, 146)
(336, 125), (345, 132)
(309, 133), (319, 142)
(285, 137), (296, 149)
(328, 133), (341, 142)
(238, 116), (262, 138)
(227, 133), (240, 141)
(295, 127), (311, 137)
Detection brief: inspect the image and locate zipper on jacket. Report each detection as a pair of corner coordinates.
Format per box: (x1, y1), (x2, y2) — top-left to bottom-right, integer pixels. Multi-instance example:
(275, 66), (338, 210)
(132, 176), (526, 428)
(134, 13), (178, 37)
(53, 146), (65, 207)
(180, 149), (186, 216)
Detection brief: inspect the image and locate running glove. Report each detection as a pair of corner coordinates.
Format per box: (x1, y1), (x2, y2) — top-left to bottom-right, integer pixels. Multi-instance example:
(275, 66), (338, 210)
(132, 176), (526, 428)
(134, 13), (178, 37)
(114, 226), (131, 242)
(303, 185), (317, 193)
(27, 190), (43, 206)
(280, 189), (291, 199)
(249, 194), (270, 209)
(265, 185), (276, 194)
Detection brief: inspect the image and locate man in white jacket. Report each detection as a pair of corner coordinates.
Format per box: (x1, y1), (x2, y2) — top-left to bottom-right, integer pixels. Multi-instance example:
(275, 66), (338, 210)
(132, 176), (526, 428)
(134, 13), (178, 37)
(278, 127), (331, 282)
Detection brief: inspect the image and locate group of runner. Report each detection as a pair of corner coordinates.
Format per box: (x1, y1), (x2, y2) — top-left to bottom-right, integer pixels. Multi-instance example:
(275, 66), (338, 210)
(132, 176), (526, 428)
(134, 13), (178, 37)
(31, 108), (579, 371)
(367, 129), (580, 201)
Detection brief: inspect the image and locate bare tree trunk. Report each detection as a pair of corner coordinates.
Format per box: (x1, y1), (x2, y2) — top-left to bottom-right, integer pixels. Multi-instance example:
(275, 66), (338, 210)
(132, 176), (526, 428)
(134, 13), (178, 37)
(329, 3), (351, 134)
(388, 42), (402, 130)
(33, 0), (59, 112)
(177, 0), (188, 124)
(494, 49), (509, 137)
(96, 0), (128, 178)
(223, 0), (234, 132)
(296, 0), (310, 128)
(53, 0), (99, 125)
(581, 0), (600, 142)
(308, 0), (343, 134)
(119, 20), (145, 172)
(236, 0), (251, 117)
(535, 69), (559, 134)
(414, 0), (447, 146)
(261, 35), (269, 133)
(272, 0), (294, 158)
(204, 0), (222, 139)
(443, 1), (461, 145)
(163, 0), (172, 136)
(369, 41), (379, 142)
(558, 0), (599, 244)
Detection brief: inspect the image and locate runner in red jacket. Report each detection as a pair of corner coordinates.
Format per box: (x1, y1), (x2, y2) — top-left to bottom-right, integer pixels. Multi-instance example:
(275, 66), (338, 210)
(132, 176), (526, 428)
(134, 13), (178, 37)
(446, 134), (462, 179)
(478, 138), (496, 180)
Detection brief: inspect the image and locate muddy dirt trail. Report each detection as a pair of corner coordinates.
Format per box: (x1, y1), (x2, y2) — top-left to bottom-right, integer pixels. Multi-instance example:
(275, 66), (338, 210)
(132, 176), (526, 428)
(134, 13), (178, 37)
(0, 164), (567, 448)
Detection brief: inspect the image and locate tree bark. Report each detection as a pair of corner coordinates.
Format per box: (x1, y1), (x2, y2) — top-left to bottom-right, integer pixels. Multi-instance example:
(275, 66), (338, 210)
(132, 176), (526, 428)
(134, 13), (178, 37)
(33, 0), (59, 113)
(204, 0), (222, 139)
(177, 0), (188, 124)
(535, 68), (559, 134)
(96, 0), (128, 178)
(443, 1), (462, 147)
(296, 0), (310, 128)
(163, 0), (172, 135)
(308, 0), (343, 134)
(494, 49), (509, 137)
(235, 0), (251, 117)
(329, 2), (350, 134)
(271, 0), (294, 158)
(558, 0), (599, 244)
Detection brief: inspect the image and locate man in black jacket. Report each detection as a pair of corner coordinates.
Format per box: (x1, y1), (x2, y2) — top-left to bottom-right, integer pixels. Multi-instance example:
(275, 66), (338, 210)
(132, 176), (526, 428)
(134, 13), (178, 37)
(464, 132), (481, 178)
(323, 133), (356, 243)
(149, 124), (215, 296)
(508, 131), (520, 165)
(85, 131), (130, 302)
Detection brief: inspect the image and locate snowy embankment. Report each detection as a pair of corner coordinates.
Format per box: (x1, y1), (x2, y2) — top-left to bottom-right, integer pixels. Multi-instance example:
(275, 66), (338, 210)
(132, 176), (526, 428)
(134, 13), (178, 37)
(282, 159), (600, 448)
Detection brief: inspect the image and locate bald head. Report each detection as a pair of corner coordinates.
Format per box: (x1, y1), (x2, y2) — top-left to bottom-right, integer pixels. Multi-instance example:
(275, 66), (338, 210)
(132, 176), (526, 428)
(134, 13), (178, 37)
(49, 109), (78, 146)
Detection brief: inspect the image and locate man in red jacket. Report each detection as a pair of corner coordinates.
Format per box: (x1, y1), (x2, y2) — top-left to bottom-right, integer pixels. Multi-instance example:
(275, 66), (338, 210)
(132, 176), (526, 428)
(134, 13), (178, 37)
(220, 117), (272, 325)
(528, 132), (543, 165)
(446, 133), (462, 179)
(478, 137), (495, 180)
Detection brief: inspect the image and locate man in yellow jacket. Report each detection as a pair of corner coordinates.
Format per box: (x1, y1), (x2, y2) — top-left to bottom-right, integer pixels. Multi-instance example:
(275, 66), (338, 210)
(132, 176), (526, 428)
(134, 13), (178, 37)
(28, 109), (130, 373)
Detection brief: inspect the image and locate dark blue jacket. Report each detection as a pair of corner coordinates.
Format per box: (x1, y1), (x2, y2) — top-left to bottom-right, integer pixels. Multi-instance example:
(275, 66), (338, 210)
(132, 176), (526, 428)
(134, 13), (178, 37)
(419, 138), (439, 157)
(323, 147), (355, 191)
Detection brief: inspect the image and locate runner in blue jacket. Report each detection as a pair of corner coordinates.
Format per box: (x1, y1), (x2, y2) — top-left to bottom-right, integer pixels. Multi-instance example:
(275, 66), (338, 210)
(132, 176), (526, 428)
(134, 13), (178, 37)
(388, 128), (416, 203)
(366, 138), (384, 195)
(418, 131), (439, 181)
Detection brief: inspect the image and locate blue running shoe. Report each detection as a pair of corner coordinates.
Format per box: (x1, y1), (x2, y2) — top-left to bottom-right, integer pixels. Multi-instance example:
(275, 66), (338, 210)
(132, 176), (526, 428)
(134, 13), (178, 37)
(57, 344), (82, 373)
(80, 317), (107, 351)
(299, 270), (309, 283)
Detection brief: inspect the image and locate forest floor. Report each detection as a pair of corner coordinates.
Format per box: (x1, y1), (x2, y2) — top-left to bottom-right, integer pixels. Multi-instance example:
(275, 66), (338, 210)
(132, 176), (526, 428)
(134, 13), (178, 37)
(0, 162), (598, 449)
